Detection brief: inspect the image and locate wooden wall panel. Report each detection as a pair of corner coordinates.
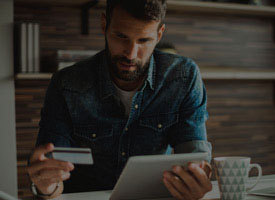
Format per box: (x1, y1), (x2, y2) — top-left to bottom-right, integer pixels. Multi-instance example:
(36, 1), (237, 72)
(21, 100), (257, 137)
(14, 4), (275, 72)
(205, 80), (275, 177)
(15, 80), (50, 198)
(163, 12), (275, 69)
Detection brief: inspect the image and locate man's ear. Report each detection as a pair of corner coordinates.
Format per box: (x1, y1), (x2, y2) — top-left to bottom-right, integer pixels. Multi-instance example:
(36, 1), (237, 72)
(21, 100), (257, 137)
(157, 24), (166, 43)
(101, 13), (107, 34)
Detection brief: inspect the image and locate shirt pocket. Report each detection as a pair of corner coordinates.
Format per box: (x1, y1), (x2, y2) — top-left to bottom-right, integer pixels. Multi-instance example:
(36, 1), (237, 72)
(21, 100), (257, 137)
(72, 124), (113, 155)
(133, 113), (179, 154)
(139, 112), (179, 133)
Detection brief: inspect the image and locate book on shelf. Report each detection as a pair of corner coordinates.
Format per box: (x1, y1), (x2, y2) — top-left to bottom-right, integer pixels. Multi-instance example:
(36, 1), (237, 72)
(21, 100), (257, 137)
(14, 22), (40, 74)
(33, 23), (40, 73)
(27, 23), (34, 73)
(14, 23), (27, 73)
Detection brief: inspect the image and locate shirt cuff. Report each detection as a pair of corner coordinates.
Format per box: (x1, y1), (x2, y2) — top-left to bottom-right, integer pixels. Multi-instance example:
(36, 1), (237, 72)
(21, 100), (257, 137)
(174, 140), (212, 163)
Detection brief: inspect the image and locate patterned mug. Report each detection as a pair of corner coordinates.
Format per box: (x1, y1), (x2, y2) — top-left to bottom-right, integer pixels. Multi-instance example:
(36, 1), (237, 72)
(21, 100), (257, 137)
(213, 157), (262, 200)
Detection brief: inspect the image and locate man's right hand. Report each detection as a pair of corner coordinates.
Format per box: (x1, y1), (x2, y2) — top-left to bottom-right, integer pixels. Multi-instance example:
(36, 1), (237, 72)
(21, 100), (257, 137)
(27, 143), (74, 196)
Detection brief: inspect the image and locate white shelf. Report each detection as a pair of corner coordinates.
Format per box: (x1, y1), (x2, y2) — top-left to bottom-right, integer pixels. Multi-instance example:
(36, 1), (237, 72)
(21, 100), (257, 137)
(15, 69), (275, 80)
(200, 67), (275, 80)
(15, 73), (52, 80)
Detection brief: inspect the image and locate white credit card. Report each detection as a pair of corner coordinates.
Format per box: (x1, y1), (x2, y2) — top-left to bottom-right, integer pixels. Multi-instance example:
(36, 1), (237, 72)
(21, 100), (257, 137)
(52, 147), (93, 165)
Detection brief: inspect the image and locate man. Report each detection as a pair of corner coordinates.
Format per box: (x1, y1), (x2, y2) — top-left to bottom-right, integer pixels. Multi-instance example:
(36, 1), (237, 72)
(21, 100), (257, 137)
(27, 0), (213, 199)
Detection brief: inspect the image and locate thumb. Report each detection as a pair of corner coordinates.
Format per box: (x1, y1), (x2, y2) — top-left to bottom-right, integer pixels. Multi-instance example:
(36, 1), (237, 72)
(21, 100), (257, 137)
(30, 143), (54, 163)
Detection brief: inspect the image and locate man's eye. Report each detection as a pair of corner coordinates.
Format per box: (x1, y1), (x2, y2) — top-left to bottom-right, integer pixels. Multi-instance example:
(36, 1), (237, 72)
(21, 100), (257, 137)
(139, 39), (149, 43)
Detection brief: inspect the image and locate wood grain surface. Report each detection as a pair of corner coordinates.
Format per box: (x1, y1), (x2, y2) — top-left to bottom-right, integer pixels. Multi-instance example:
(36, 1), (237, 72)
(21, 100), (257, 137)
(14, 3), (275, 72)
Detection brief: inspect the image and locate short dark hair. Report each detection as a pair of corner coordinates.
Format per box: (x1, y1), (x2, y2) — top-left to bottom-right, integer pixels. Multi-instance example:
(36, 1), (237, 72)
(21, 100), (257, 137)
(106, 0), (167, 29)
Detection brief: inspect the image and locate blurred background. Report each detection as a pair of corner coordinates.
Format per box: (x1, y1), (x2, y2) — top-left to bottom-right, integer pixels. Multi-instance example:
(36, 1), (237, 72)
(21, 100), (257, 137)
(2, 0), (275, 198)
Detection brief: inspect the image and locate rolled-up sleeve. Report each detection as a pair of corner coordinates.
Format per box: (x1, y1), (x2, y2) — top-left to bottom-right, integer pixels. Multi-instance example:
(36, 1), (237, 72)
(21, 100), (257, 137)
(174, 140), (212, 163)
(168, 59), (212, 162)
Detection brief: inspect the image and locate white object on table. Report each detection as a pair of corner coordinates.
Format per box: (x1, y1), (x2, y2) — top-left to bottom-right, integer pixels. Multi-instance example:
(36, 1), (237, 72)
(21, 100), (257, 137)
(248, 187), (275, 197)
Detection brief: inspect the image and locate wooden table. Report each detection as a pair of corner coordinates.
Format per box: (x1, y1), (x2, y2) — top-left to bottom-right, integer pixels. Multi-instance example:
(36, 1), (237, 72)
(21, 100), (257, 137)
(52, 175), (275, 200)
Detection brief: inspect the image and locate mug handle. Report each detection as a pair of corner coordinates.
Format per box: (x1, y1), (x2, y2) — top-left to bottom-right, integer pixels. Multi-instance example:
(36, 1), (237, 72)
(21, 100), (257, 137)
(246, 163), (262, 192)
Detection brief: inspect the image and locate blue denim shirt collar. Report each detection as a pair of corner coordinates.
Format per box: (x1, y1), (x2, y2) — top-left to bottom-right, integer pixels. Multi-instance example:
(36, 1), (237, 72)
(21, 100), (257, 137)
(147, 55), (155, 91)
(99, 50), (155, 100)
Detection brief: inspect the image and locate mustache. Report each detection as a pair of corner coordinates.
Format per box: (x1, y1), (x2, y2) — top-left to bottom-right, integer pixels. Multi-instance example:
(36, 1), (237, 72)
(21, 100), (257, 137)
(113, 56), (140, 65)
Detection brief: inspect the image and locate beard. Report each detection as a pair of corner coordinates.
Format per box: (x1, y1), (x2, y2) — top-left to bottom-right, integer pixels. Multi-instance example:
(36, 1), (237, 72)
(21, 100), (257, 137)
(105, 38), (151, 82)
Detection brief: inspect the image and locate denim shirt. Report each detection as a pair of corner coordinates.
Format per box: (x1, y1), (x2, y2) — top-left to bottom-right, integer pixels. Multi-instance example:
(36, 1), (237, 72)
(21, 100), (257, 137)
(36, 49), (212, 193)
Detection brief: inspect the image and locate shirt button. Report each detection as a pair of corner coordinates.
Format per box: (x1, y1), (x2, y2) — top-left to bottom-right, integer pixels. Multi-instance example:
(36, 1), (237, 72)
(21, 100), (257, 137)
(125, 127), (128, 131)
(158, 124), (162, 129)
(92, 133), (96, 138)
(121, 152), (126, 156)
(134, 104), (138, 109)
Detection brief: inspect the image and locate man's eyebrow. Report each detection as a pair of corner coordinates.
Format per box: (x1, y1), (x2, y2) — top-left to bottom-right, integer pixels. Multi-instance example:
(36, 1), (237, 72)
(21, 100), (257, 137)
(113, 31), (154, 41)
(114, 31), (127, 36)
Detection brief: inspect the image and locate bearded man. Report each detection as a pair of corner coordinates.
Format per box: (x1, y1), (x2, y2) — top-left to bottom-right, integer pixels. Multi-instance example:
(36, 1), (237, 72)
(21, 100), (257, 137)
(27, 0), (212, 199)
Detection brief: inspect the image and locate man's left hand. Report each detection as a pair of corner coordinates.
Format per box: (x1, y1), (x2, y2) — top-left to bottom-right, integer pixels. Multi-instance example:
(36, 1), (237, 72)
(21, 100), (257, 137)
(163, 161), (212, 200)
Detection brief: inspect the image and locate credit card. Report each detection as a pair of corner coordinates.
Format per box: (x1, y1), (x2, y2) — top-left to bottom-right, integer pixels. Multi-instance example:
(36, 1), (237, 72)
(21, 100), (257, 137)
(52, 147), (93, 165)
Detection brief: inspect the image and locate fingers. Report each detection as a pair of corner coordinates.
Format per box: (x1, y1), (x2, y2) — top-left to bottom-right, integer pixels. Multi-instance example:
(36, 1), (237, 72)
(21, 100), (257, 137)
(163, 173), (184, 200)
(27, 158), (74, 176)
(163, 163), (213, 200)
(31, 169), (71, 184)
(37, 181), (60, 195)
(28, 161), (72, 195)
(30, 143), (54, 163)
(164, 171), (195, 200)
(188, 162), (212, 192)
(172, 165), (204, 198)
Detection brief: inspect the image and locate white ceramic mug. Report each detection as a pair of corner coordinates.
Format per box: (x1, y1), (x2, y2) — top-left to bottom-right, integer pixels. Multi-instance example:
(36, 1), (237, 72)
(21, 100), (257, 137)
(213, 157), (262, 200)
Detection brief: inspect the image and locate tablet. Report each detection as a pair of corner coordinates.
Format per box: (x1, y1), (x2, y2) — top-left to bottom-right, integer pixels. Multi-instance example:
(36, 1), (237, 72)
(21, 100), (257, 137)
(110, 152), (208, 200)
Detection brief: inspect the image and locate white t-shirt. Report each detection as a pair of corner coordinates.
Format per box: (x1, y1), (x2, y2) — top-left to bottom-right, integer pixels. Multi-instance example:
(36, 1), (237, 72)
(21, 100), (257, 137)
(114, 84), (138, 117)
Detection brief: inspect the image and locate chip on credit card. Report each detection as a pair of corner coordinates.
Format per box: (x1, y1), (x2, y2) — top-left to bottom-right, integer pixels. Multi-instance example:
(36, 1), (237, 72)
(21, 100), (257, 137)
(51, 147), (93, 165)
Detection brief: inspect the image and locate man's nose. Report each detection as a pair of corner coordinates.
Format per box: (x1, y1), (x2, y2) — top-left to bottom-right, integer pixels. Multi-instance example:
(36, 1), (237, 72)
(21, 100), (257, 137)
(124, 42), (138, 60)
